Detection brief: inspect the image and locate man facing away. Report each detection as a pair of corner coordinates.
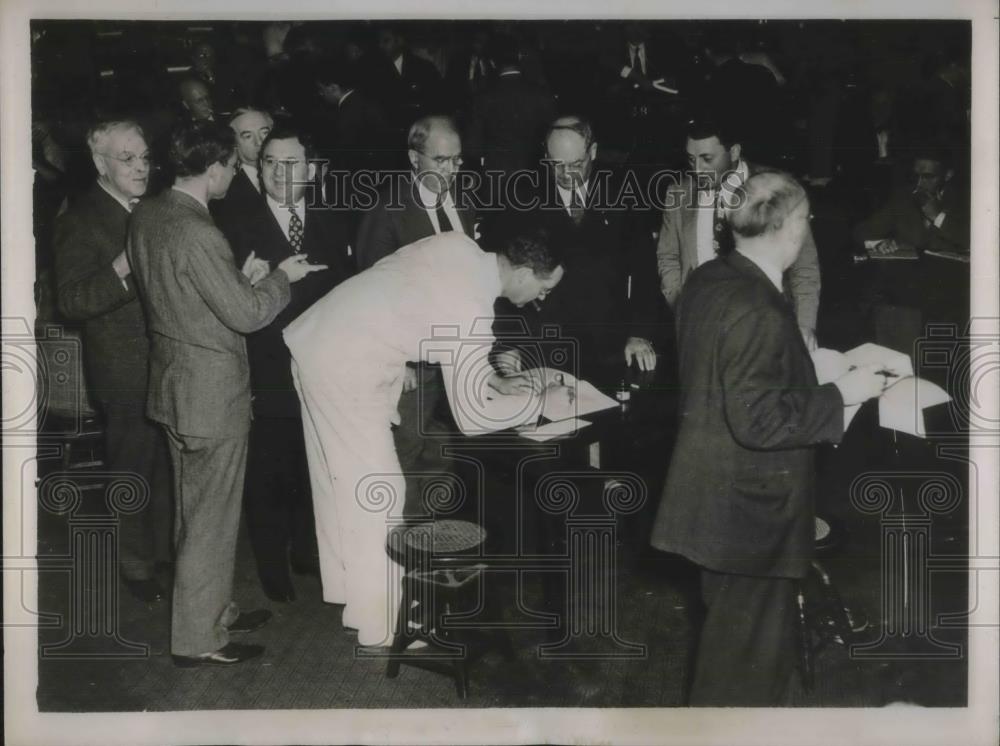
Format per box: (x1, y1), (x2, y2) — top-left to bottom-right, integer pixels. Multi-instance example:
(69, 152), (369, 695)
(650, 171), (896, 705)
(127, 120), (325, 666)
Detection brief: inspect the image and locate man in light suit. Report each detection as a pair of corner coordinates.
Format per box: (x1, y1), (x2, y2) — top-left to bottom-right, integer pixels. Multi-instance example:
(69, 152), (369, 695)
(54, 119), (172, 603)
(656, 115), (821, 348)
(215, 119), (355, 603)
(650, 172), (893, 705)
(355, 115), (477, 517)
(127, 121), (324, 667)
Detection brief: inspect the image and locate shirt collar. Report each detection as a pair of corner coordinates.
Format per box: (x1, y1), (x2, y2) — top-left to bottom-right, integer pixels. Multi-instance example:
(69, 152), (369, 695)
(241, 163), (260, 191)
(556, 179), (588, 208)
(736, 249), (784, 293)
(338, 89), (354, 106)
(171, 184), (208, 211)
(417, 179), (452, 209)
(265, 191), (306, 214)
(97, 180), (137, 213)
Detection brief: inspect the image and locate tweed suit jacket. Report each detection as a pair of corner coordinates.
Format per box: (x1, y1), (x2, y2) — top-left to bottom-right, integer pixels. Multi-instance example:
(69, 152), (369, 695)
(655, 160), (821, 331)
(650, 252), (844, 579)
(127, 188), (290, 438)
(54, 183), (150, 408)
(355, 175), (476, 270)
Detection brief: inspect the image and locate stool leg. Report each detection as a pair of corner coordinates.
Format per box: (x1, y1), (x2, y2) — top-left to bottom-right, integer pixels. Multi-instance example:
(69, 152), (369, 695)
(795, 582), (814, 693)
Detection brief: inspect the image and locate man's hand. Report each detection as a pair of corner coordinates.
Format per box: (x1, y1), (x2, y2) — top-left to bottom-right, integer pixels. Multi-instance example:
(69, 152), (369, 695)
(833, 363), (899, 406)
(401, 365), (418, 393)
(112, 250), (131, 280)
(624, 336), (657, 371)
(799, 326), (818, 352)
(488, 371), (541, 396)
(872, 239), (900, 255)
(277, 254), (328, 283)
(494, 349), (522, 376)
(241, 251), (271, 286)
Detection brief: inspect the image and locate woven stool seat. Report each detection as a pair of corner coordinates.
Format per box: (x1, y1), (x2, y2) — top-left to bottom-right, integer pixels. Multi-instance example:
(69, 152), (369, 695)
(388, 520), (485, 569)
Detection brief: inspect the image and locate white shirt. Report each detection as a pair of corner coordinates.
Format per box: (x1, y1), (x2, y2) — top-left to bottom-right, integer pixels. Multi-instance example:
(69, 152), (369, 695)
(695, 159), (749, 268)
(284, 233), (506, 433)
(736, 249), (784, 293)
(556, 180), (588, 217)
(628, 42), (647, 76)
(417, 179), (463, 235)
(241, 163), (261, 193)
(393, 54), (404, 75)
(265, 192), (307, 243)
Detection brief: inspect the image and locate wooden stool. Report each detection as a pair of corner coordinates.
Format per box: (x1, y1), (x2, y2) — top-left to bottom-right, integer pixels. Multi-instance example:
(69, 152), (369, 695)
(385, 520), (511, 698)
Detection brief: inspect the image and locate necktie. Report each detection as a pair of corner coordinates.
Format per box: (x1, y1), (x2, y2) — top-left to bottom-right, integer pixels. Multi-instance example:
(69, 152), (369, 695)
(569, 188), (585, 225)
(712, 191), (732, 255)
(288, 206), (304, 253)
(435, 201), (454, 233)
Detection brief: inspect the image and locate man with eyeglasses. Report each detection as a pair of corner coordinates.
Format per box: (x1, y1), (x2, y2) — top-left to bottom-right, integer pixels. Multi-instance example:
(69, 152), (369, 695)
(54, 119), (173, 605)
(215, 118), (354, 603)
(355, 114), (477, 518)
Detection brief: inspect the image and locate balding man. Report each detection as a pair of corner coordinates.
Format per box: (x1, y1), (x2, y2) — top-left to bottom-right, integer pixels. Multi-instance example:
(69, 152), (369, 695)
(210, 106), (272, 226)
(178, 76), (215, 122)
(650, 172), (895, 705)
(54, 120), (172, 603)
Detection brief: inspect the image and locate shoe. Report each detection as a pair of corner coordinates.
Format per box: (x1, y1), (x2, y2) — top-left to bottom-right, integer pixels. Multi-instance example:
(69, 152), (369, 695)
(260, 575), (296, 603)
(227, 609), (273, 634)
(172, 642), (264, 667)
(122, 577), (165, 603)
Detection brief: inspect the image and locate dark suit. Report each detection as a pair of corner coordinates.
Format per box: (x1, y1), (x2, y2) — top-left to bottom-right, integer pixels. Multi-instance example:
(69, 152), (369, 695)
(364, 51), (444, 140)
(355, 175), (476, 517)
(209, 167), (264, 232)
(489, 168), (659, 385)
(127, 188), (290, 656)
(656, 162), (822, 334)
(216, 195), (355, 593)
(464, 71), (556, 175)
(53, 184), (172, 582)
(650, 251), (844, 705)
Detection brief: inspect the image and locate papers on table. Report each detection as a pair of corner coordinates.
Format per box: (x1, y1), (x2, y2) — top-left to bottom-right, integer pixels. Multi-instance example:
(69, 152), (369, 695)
(518, 418), (593, 442)
(811, 343), (950, 438)
(863, 240), (919, 260)
(924, 249), (970, 264)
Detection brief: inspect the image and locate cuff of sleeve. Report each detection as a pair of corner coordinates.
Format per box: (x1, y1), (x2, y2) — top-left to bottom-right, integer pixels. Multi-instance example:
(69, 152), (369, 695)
(932, 211), (946, 228)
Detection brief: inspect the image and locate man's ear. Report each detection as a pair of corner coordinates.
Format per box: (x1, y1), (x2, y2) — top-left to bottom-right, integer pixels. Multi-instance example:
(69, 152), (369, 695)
(588, 142), (598, 162)
(729, 143), (742, 164)
(92, 153), (108, 177)
(407, 149), (420, 173)
(944, 168), (954, 183)
(307, 161), (317, 181)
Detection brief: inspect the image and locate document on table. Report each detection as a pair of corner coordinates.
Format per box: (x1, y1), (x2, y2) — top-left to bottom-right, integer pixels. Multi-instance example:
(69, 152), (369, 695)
(518, 418), (593, 442)
(863, 240), (919, 260)
(811, 343), (949, 437)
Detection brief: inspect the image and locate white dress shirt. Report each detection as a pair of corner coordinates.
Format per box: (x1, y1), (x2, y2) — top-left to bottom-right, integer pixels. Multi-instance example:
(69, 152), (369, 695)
(556, 179), (589, 217)
(241, 163), (261, 193)
(417, 179), (462, 235)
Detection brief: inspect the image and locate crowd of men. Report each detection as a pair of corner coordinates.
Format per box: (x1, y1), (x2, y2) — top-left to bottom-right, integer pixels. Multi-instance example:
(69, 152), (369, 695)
(43, 20), (970, 703)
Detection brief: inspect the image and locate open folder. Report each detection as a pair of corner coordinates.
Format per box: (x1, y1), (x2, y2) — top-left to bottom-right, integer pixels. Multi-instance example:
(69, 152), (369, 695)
(811, 343), (950, 438)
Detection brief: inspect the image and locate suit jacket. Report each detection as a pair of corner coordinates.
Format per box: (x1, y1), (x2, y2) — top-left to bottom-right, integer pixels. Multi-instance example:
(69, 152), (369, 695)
(127, 189), (290, 438)
(650, 252), (844, 579)
(655, 161), (822, 332)
(216, 197), (355, 417)
(464, 71), (556, 175)
(853, 186), (969, 255)
(209, 168), (264, 231)
(488, 168), (658, 383)
(54, 184), (149, 408)
(355, 175), (476, 270)
(364, 50), (444, 137)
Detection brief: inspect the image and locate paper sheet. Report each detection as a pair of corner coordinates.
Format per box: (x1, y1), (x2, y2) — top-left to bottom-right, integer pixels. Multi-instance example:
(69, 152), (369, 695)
(475, 369), (618, 430)
(518, 418), (593, 442)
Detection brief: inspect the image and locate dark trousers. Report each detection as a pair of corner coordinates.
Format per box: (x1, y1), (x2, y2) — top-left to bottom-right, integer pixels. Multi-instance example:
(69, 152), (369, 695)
(244, 414), (317, 585)
(393, 364), (457, 518)
(163, 428), (247, 656)
(690, 568), (798, 706)
(104, 401), (172, 580)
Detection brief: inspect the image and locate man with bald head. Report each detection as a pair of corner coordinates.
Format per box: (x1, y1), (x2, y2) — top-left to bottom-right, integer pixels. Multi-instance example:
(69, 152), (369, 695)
(489, 115), (660, 384)
(354, 114), (477, 518)
(178, 76), (215, 122)
(210, 106), (272, 225)
(650, 172), (896, 705)
(54, 120), (172, 603)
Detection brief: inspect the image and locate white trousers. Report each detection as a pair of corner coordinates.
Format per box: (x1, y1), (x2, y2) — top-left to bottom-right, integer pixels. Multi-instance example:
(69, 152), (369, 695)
(292, 361), (404, 647)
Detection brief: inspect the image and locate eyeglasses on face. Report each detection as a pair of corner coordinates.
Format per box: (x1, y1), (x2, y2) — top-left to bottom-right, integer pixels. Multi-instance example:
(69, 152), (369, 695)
(106, 152), (151, 168)
(419, 151), (463, 167)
